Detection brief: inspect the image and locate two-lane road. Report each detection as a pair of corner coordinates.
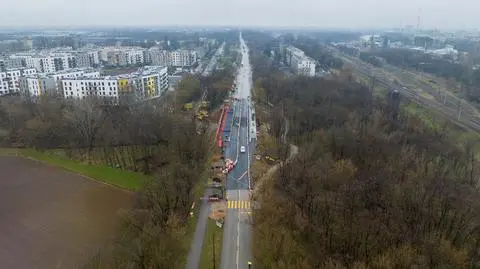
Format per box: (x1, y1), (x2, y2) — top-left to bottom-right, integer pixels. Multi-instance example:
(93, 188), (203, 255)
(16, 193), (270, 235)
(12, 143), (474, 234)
(220, 32), (255, 269)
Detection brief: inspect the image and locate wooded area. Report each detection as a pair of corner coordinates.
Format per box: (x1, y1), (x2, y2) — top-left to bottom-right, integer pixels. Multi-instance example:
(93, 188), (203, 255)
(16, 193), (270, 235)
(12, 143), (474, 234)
(250, 49), (480, 269)
(0, 65), (234, 267)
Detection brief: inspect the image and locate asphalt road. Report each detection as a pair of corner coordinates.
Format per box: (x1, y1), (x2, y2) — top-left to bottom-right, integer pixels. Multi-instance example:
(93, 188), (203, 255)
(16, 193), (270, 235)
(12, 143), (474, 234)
(220, 32), (255, 269)
(202, 42), (225, 77)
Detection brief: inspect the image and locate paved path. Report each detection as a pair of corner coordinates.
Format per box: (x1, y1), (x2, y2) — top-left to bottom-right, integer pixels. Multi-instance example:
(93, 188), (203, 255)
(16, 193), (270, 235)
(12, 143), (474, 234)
(185, 190), (211, 269)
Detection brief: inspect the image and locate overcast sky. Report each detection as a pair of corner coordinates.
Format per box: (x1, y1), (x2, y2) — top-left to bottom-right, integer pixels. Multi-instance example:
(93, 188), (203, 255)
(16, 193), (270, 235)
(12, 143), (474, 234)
(2, 0), (480, 30)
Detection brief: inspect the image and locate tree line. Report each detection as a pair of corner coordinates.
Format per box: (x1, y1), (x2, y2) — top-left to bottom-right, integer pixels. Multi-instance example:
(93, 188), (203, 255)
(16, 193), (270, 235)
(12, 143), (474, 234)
(86, 120), (209, 268)
(294, 38), (345, 70)
(0, 65), (234, 267)
(249, 46), (480, 269)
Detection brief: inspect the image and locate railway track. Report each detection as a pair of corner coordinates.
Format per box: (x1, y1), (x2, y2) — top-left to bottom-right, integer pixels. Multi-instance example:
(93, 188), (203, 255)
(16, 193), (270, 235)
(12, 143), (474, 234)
(338, 52), (480, 132)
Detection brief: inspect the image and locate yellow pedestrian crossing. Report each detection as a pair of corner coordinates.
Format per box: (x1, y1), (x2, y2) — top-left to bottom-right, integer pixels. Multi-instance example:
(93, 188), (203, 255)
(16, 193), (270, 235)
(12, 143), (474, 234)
(227, 200), (251, 209)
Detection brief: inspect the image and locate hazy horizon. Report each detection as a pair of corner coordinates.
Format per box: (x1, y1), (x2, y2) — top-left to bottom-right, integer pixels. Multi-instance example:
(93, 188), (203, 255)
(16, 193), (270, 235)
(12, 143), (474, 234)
(2, 0), (480, 31)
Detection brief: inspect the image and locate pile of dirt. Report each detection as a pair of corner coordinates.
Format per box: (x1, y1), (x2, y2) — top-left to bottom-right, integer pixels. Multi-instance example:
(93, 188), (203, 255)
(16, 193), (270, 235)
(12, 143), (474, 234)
(209, 201), (226, 221)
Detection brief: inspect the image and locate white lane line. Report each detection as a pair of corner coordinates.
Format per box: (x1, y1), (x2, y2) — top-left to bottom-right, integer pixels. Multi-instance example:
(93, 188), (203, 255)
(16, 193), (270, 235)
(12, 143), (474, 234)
(234, 170), (248, 182)
(236, 212), (240, 269)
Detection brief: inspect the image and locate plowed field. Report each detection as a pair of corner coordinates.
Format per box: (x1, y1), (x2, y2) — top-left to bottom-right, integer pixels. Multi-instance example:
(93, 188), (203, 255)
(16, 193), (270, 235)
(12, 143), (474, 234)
(0, 156), (132, 269)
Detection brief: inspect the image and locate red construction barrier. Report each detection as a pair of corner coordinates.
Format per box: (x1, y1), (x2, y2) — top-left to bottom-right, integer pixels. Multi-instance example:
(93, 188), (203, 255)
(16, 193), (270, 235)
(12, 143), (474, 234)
(220, 105), (229, 133)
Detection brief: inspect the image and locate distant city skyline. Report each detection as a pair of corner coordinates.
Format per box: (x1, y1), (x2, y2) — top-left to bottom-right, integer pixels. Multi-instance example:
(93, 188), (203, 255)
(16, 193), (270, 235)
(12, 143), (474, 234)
(3, 0), (480, 31)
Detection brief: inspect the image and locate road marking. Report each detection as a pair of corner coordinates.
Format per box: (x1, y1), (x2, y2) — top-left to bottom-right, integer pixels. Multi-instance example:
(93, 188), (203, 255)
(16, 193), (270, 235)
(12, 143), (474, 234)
(227, 200), (251, 209)
(234, 170), (248, 181)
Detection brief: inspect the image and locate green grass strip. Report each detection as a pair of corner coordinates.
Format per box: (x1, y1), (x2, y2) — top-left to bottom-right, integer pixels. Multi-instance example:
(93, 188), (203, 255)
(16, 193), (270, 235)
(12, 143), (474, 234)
(1, 148), (149, 191)
(199, 219), (223, 269)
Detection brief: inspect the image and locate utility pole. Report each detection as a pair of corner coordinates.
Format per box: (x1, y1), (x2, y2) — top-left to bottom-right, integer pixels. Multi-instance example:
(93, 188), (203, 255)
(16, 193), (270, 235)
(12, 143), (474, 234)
(212, 234), (216, 269)
(458, 99), (463, 121)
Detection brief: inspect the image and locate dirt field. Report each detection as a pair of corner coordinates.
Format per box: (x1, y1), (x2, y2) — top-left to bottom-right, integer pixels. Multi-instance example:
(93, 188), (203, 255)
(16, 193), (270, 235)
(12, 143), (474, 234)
(0, 156), (133, 269)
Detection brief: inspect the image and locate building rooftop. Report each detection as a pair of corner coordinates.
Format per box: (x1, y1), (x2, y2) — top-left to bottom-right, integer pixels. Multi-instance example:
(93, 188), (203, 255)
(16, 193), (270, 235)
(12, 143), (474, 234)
(46, 68), (98, 75)
(23, 68), (99, 79)
(56, 66), (168, 81)
(5, 67), (36, 72)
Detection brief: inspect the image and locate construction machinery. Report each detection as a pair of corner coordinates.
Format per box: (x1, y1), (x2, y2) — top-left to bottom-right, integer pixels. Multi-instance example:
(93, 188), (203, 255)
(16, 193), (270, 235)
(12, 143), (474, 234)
(200, 100), (209, 109)
(196, 109), (209, 121)
(183, 103), (193, 111)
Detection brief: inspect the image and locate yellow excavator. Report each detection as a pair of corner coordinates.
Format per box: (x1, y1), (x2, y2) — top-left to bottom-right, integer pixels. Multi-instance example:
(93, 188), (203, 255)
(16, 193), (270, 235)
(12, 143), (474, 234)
(196, 109), (208, 120)
(183, 103), (193, 111)
(195, 101), (209, 120)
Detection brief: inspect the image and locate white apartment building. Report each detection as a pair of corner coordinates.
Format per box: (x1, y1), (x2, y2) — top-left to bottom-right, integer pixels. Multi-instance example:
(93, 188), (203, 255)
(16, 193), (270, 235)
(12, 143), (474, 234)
(0, 57), (24, 71)
(292, 57), (316, 77)
(284, 46), (316, 77)
(20, 68), (99, 98)
(102, 47), (146, 66)
(9, 52), (77, 73)
(124, 49), (145, 66)
(76, 52), (92, 67)
(168, 50), (197, 67)
(50, 53), (77, 71)
(55, 69), (99, 80)
(0, 68), (37, 94)
(148, 48), (169, 66)
(20, 76), (57, 98)
(0, 73), (9, 95)
(76, 50), (101, 68)
(106, 50), (125, 66)
(61, 66), (168, 104)
(33, 57), (56, 73)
